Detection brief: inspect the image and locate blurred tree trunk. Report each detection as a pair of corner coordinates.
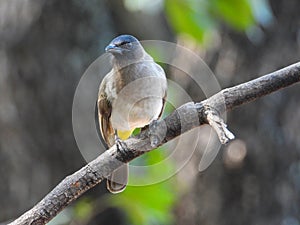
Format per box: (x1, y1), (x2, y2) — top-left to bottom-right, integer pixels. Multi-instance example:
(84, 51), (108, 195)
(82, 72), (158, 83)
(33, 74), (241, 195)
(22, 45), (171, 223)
(177, 0), (300, 224)
(0, 0), (115, 221)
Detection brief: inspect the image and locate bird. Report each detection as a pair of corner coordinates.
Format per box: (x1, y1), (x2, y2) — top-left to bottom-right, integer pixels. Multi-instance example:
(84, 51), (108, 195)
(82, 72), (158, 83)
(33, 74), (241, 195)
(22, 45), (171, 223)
(97, 34), (168, 193)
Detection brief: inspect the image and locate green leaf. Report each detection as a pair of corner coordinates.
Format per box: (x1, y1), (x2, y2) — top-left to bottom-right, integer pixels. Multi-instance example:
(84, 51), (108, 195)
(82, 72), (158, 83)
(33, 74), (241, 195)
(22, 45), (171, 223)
(209, 0), (255, 30)
(107, 147), (177, 225)
(164, 0), (216, 43)
(164, 0), (256, 44)
(74, 198), (93, 220)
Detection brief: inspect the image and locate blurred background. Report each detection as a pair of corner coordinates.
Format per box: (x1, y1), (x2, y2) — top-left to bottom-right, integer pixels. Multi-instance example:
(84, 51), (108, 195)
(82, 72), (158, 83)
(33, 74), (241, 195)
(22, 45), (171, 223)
(0, 0), (300, 224)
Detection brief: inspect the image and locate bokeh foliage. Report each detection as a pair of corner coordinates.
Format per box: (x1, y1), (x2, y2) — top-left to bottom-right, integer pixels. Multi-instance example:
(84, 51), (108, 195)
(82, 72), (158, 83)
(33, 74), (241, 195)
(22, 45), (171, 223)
(109, 148), (177, 225)
(165, 0), (272, 43)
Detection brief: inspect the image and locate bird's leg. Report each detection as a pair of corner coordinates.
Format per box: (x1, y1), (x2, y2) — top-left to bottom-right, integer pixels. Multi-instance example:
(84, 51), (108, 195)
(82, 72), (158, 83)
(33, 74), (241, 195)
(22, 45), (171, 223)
(114, 132), (128, 156)
(141, 125), (149, 131)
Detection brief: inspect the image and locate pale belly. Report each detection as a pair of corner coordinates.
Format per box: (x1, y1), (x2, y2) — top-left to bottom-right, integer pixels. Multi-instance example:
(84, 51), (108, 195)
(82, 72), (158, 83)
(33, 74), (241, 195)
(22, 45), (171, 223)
(111, 97), (163, 131)
(107, 76), (166, 131)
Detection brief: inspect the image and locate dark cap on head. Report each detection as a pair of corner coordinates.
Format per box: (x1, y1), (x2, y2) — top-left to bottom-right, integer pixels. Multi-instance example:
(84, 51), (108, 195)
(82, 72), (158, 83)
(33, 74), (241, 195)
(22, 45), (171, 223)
(105, 35), (146, 65)
(105, 35), (139, 54)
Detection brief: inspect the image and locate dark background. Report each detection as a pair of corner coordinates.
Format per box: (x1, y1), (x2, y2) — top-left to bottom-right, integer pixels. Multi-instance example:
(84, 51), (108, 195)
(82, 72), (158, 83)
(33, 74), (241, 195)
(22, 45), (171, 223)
(0, 0), (299, 224)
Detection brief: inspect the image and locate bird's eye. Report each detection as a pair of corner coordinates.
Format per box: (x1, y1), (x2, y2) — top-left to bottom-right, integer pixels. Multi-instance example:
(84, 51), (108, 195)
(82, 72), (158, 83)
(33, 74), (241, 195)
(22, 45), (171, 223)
(125, 42), (133, 48)
(115, 41), (133, 49)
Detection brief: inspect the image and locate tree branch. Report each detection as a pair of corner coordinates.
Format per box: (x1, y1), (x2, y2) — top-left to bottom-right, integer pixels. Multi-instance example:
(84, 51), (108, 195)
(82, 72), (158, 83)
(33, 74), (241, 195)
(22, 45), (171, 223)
(9, 62), (300, 225)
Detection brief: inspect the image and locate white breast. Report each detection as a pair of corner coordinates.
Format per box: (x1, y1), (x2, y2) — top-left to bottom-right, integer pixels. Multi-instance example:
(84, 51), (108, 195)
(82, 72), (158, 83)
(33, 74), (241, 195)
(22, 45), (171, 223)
(110, 76), (166, 131)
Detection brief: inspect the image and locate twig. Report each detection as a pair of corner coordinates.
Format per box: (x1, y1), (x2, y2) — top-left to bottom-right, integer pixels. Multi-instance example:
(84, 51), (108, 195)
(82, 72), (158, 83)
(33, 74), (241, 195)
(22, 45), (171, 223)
(204, 105), (235, 144)
(9, 62), (300, 225)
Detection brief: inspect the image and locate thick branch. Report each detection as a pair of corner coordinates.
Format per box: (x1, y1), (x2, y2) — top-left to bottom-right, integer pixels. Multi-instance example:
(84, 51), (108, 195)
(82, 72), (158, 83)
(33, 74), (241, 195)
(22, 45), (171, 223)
(9, 62), (300, 225)
(203, 62), (300, 112)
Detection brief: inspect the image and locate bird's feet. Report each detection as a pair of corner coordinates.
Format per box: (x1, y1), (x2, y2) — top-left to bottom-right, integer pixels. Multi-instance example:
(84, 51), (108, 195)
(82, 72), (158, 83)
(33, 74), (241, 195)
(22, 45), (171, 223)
(115, 135), (128, 157)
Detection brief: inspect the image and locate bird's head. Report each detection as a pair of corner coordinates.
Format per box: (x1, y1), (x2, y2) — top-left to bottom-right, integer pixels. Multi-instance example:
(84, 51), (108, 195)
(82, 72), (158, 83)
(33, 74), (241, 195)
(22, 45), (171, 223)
(105, 35), (144, 62)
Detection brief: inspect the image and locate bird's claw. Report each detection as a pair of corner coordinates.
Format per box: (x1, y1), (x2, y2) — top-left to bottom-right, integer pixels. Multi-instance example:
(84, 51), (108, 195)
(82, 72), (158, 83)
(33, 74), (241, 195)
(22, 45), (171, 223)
(115, 135), (128, 156)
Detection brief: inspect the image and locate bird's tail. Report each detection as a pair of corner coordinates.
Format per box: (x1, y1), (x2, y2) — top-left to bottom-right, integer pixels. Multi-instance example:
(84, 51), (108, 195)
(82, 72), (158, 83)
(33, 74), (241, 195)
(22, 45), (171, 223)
(107, 163), (129, 194)
(106, 129), (134, 193)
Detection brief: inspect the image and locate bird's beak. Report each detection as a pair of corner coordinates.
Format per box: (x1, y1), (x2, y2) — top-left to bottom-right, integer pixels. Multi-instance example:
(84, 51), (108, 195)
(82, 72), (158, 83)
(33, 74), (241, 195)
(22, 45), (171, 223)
(105, 44), (123, 54)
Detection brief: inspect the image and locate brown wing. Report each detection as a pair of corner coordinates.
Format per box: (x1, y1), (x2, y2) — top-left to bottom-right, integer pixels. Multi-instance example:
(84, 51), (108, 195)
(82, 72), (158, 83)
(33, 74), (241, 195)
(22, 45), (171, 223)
(158, 91), (167, 119)
(155, 62), (168, 119)
(97, 92), (115, 148)
(98, 92), (128, 193)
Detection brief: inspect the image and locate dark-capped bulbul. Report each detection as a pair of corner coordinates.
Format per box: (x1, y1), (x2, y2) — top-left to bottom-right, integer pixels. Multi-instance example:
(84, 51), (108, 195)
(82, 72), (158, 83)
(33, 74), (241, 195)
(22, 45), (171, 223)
(98, 35), (167, 193)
